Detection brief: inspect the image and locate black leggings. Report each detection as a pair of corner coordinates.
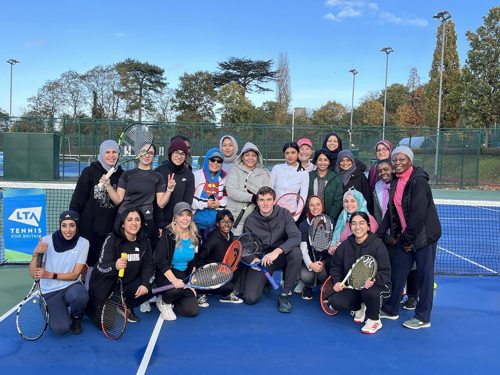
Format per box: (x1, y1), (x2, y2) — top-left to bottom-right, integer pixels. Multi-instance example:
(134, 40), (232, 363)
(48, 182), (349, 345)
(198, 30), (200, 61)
(155, 268), (198, 317)
(328, 285), (391, 320)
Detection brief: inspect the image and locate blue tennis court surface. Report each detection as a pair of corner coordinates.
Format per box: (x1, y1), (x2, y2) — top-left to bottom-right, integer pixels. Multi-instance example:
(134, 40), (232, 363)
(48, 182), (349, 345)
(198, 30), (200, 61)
(1, 275), (499, 374)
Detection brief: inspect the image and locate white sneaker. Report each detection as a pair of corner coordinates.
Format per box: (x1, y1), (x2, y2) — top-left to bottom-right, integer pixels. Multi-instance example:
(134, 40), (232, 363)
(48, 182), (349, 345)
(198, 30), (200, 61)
(352, 303), (366, 324)
(361, 319), (382, 334)
(293, 280), (305, 294)
(197, 294), (209, 308)
(156, 300), (177, 321)
(140, 302), (151, 313)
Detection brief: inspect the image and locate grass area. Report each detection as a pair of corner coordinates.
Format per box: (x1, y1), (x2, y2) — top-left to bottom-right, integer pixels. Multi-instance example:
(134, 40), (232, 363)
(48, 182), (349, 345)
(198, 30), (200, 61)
(0, 265), (33, 316)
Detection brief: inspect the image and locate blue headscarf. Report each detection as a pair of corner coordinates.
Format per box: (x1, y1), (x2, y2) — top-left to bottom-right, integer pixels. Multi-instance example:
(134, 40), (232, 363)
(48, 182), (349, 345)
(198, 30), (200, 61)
(331, 188), (368, 245)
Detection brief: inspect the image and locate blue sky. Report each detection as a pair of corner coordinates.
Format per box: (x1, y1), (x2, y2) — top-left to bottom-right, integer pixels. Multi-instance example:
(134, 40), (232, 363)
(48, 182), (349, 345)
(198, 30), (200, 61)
(1, 0), (497, 116)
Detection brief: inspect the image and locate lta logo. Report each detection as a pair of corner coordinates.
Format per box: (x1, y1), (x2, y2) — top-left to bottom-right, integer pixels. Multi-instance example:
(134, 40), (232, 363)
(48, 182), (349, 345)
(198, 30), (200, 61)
(8, 207), (42, 227)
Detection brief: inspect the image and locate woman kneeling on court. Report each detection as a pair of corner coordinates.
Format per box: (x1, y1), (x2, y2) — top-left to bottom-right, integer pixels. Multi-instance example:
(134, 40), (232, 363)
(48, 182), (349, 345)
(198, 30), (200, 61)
(328, 212), (391, 334)
(30, 210), (89, 335)
(87, 207), (154, 325)
(154, 202), (200, 321)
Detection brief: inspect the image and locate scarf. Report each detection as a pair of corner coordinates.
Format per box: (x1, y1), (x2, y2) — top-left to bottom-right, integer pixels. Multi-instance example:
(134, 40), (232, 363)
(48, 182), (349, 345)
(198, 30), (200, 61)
(52, 230), (80, 253)
(331, 189), (368, 245)
(98, 140), (119, 171)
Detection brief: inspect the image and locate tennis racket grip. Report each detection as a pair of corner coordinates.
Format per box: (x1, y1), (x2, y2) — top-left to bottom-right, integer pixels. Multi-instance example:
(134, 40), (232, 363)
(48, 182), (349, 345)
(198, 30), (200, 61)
(339, 269), (352, 288)
(233, 205), (246, 228)
(118, 253), (127, 278)
(152, 284), (175, 294)
(97, 167), (116, 188)
(264, 271), (279, 289)
(36, 252), (43, 268)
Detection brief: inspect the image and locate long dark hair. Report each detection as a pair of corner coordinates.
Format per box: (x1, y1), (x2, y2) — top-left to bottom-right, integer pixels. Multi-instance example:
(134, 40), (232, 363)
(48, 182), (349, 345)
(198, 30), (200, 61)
(113, 207), (147, 244)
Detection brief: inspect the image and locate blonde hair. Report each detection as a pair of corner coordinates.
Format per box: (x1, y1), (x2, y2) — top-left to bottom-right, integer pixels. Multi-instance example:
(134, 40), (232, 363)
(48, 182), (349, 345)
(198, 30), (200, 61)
(167, 212), (199, 249)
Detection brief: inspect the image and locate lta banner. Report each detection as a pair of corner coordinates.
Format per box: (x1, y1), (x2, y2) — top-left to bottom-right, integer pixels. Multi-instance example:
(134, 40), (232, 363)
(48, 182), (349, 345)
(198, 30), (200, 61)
(3, 188), (47, 262)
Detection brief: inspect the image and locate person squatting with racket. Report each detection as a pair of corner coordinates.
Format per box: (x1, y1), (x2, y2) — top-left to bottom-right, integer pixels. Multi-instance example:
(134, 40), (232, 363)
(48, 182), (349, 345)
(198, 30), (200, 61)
(29, 210), (89, 336)
(86, 207), (154, 327)
(326, 211), (391, 334)
(242, 186), (302, 313)
(153, 202), (201, 321)
(197, 210), (243, 305)
(297, 195), (333, 300)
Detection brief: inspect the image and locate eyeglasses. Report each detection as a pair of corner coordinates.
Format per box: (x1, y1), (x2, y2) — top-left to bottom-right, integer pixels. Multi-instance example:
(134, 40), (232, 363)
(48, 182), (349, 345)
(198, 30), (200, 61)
(173, 150), (186, 157)
(209, 158), (223, 164)
(219, 220), (233, 225)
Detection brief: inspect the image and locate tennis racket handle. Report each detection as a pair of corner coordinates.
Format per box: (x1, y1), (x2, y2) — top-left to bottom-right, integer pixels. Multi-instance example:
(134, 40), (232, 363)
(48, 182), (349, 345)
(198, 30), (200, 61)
(97, 167), (116, 188)
(152, 284), (175, 294)
(233, 208), (245, 228)
(264, 271), (279, 289)
(118, 253), (127, 278)
(36, 252), (43, 268)
(339, 270), (351, 288)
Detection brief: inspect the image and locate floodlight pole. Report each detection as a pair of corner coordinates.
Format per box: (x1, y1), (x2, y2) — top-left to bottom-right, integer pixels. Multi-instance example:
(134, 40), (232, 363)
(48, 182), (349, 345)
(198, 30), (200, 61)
(380, 47), (393, 140)
(349, 69), (358, 150)
(6, 59), (20, 117)
(433, 10), (451, 183)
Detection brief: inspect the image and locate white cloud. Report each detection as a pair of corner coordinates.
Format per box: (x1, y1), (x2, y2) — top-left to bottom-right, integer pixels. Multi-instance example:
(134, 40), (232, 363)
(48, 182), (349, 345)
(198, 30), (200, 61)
(324, 0), (427, 27)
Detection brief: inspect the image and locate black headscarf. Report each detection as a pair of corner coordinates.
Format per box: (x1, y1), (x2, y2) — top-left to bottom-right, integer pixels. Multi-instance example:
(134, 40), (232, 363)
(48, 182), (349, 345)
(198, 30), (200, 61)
(52, 210), (80, 253)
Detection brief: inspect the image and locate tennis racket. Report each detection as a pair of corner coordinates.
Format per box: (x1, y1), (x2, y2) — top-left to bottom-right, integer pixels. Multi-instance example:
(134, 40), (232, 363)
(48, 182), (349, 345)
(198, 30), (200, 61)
(308, 214), (334, 287)
(233, 167), (272, 228)
(222, 239), (242, 272)
(101, 253), (128, 340)
(152, 263), (233, 294)
(16, 253), (49, 341)
(320, 275), (338, 316)
(98, 123), (154, 187)
(238, 233), (279, 289)
(340, 255), (378, 290)
(275, 192), (305, 220)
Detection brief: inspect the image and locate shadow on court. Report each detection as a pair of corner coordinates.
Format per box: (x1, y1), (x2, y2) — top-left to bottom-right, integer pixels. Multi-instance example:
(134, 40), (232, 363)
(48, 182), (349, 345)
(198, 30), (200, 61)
(0, 274), (499, 374)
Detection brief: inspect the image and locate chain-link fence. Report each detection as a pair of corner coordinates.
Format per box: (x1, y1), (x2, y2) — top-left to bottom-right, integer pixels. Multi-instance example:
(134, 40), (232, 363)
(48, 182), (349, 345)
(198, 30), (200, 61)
(0, 117), (499, 187)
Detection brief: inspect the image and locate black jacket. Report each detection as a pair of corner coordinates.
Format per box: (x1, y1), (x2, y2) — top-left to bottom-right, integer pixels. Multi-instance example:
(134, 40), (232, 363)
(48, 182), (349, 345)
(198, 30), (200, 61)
(330, 232), (391, 289)
(378, 166), (441, 249)
(154, 229), (200, 278)
(69, 161), (123, 266)
(154, 160), (195, 228)
(199, 229), (234, 265)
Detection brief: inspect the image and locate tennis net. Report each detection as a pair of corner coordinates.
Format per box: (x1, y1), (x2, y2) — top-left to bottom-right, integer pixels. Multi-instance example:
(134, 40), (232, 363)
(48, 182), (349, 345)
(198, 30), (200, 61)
(0, 182), (499, 276)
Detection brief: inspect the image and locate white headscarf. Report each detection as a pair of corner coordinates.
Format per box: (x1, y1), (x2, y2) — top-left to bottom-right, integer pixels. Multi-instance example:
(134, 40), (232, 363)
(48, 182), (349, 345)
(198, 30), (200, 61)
(97, 140), (119, 171)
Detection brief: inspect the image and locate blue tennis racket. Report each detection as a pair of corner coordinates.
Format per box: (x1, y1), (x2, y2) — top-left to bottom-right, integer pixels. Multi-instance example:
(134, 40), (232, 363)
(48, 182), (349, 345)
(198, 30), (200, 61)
(238, 233), (279, 289)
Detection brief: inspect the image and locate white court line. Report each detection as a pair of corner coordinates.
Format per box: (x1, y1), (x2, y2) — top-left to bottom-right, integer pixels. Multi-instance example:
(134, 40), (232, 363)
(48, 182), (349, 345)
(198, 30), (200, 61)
(0, 303), (20, 323)
(438, 245), (499, 275)
(136, 315), (164, 375)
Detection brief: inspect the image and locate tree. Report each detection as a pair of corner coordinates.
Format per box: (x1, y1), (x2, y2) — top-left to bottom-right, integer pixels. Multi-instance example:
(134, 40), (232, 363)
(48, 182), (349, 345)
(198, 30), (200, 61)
(399, 68), (425, 127)
(115, 59), (166, 121)
(216, 82), (254, 124)
(173, 71), (216, 122)
(355, 99), (384, 125)
(377, 83), (409, 125)
(311, 101), (347, 125)
(25, 80), (64, 119)
(58, 71), (88, 117)
(461, 6), (499, 130)
(251, 101), (279, 124)
(151, 87), (176, 123)
(275, 52), (291, 124)
(213, 57), (277, 94)
(82, 65), (125, 119)
(425, 19), (461, 127)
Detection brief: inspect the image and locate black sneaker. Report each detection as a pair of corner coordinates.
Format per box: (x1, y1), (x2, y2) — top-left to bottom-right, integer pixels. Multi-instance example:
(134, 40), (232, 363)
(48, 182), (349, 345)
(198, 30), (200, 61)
(403, 297), (418, 310)
(127, 308), (140, 323)
(301, 287), (313, 300)
(70, 316), (83, 335)
(278, 293), (292, 313)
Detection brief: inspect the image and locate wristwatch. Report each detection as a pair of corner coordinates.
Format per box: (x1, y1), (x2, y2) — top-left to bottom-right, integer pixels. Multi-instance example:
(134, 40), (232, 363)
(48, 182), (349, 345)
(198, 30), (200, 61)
(52, 273), (58, 279)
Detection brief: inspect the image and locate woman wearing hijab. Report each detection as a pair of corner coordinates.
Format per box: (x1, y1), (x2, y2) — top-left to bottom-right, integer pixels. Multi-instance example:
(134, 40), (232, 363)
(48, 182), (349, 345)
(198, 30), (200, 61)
(329, 188), (378, 253)
(155, 139), (195, 230)
(368, 140), (394, 192)
(87, 207), (154, 325)
(70, 140), (123, 269)
(192, 148), (227, 240)
(335, 150), (373, 214)
(30, 210), (89, 335)
(219, 135), (239, 173)
(321, 132), (343, 168)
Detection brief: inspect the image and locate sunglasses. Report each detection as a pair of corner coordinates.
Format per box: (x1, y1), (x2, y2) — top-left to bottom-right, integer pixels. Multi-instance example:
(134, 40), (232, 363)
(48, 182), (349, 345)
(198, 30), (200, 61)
(209, 158), (223, 164)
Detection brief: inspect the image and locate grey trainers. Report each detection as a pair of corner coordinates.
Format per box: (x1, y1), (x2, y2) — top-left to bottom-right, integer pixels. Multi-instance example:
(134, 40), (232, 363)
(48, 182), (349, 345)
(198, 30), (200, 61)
(352, 303), (366, 324)
(403, 297), (418, 310)
(197, 294), (209, 308)
(403, 318), (431, 330)
(293, 280), (305, 294)
(379, 310), (399, 320)
(278, 293), (292, 313)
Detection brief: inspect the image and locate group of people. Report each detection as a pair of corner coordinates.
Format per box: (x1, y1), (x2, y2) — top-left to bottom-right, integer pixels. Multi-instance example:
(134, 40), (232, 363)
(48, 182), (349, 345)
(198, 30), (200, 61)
(29, 131), (441, 336)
